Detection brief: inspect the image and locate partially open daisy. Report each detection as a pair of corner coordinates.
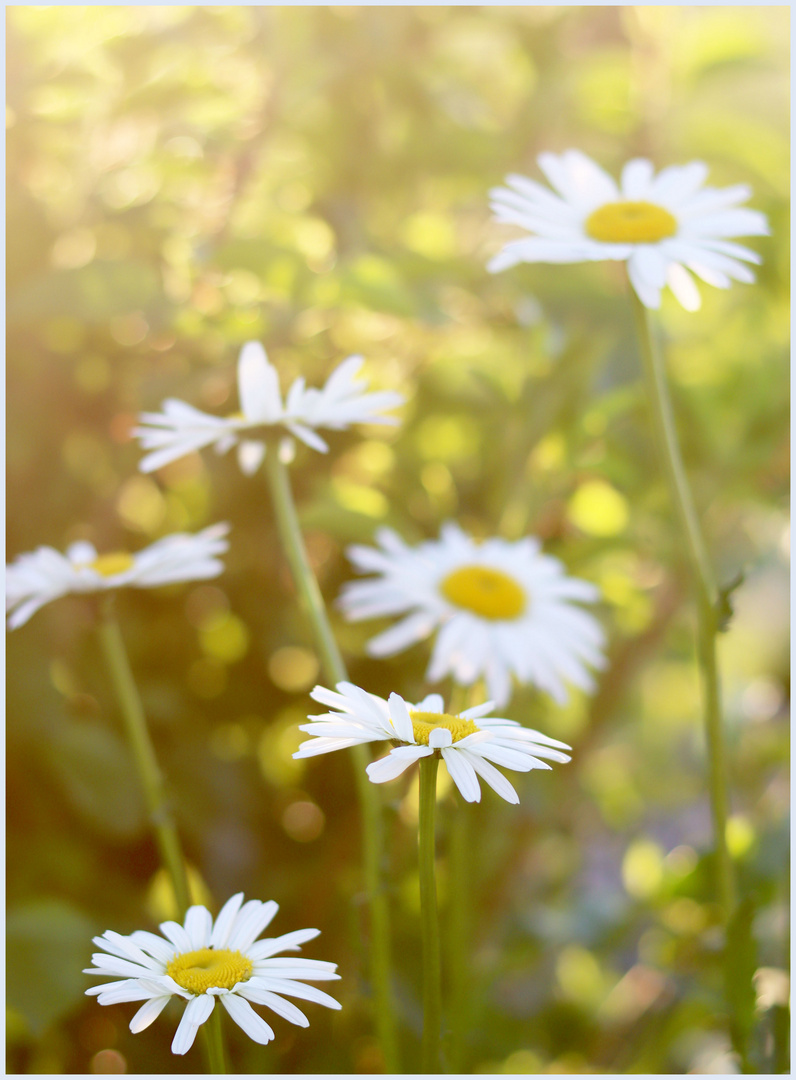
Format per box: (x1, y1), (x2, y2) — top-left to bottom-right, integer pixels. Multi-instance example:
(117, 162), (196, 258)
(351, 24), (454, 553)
(338, 523), (605, 707)
(488, 149), (769, 311)
(85, 893), (341, 1056)
(134, 341), (404, 475)
(294, 682), (571, 804)
(6, 523), (230, 629)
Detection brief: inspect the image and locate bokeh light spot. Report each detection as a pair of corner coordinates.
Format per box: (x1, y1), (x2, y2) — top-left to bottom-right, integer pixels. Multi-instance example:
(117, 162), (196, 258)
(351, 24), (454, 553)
(268, 646), (319, 693)
(198, 612), (250, 664)
(281, 799), (325, 842)
(622, 839), (665, 899)
(556, 944), (605, 1006)
(116, 476), (167, 534)
(51, 228), (96, 270)
(568, 479), (629, 537)
(257, 709), (305, 786)
(726, 814), (755, 858)
(90, 1050), (126, 1074)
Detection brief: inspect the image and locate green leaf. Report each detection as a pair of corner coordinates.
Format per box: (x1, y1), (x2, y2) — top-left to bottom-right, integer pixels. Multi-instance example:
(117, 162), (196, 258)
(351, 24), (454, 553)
(7, 899), (96, 1036)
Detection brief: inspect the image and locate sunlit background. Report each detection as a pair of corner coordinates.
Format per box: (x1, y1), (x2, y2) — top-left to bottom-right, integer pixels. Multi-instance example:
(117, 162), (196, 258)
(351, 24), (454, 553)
(6, 6), (789, 1074)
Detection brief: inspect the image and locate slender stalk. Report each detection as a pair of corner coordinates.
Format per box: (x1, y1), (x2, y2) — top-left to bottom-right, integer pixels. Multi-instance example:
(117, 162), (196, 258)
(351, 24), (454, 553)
(445, 684), (475, 1074)
(262, 446), (399, 1073)
(95, 599), (192, 917)
(630, 292), (735, 920)
(202, 1007), (227, 1074)
(419, 755), (442, 1073)
(446, 802), (470, 1074)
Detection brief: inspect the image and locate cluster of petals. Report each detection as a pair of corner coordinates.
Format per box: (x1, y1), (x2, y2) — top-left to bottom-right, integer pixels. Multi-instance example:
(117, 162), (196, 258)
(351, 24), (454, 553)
(295, 682), (572, 804)
(338, 523), (605, 707)
(488, 149), (768, 310)
(134, 341), (404, 475)
(6, 523), (230, 629)
(85, 893), (341, 1055)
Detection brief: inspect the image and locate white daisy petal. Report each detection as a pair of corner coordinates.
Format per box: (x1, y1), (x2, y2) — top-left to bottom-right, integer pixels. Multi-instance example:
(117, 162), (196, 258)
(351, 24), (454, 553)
(460, 750), (520, 804)
(237, 440), (267, 475)
(220, 993), (275, 1044)
(88, 980), (164, 1005)
(129, 930), (180, 966)
(171, 994), (215, 1055)
(251, 978), (342, 1010)
(252, 958), (339, 979)
(235, 985), (309, 1026)
(238, 341), (282, 424)
(339, 524), (604, 707)
(387, 693), (415, 742)
(247, 928), (321, 960)
(86, 893), (340, 1056)
(538, 149), (619, 209)
(364, 611), (437, 656)
(184, 906), (213, 951)
(667, 263), (702, 312)
(159, 921), (193, 954)
(209, 892), (245, 949)
(428, 728), (453, 749)
(134, 342), (401, 473)
(86, 956), (164, 980)
(621, 158), (655, 199)
(286, 421), (330, 453)
(488, 152), (767, 310)
(92, 931), (158, 968)
(6, 525), (230, 627)
(441, 747), (482, 802)
(129, 996), (172, 1033)
(367, 746), (431, 783)
(227, 900), (280, 951)
(627, 251), (663, 309)
(415, 693), (445, 713)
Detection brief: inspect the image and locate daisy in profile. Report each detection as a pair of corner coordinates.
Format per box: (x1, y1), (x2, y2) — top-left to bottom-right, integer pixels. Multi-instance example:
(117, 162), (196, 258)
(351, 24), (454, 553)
(85, 893), (341, 1055)
(5, 523), (229, 629)
(488, 149), (768, 310)
(338, 523), (605, 707)
(135, 341), (404, 475)
(295, 682), (571, 804)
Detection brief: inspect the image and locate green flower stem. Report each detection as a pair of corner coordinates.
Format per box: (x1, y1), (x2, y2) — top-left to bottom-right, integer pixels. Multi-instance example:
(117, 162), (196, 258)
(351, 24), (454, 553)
(262, 446), (399, 1074)
(630, 291), (735, 920)
(202, 1006), (227, 1074)
(95, 600), (192, 918)
(445, 685), (474, 1074)
(446, 803), (471, 1074)
(419, 755), (442, 1074)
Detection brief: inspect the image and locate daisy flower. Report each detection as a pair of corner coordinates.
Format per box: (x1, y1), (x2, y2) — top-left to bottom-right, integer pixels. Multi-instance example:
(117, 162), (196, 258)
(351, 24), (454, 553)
(338, 523), (605, 707)
(294, 682), (572, 805)
(85, 893), (341, 1055)
(134, 341), (404, 475)
(6, 523), (230, 629)
(488, 149), (769, 311)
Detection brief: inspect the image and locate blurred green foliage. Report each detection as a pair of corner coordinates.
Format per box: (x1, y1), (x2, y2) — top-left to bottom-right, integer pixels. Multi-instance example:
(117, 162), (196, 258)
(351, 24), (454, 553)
(6, 6), (789, 1075)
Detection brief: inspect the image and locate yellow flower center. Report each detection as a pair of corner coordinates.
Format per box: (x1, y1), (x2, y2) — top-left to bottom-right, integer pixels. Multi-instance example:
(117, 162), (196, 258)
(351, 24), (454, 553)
(440, 565), (525, 620)
(409, 710), (480, 745)
(89, 552), (135, 577)
(585, 200), (677, 243)
(166, 948), (253, 994)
